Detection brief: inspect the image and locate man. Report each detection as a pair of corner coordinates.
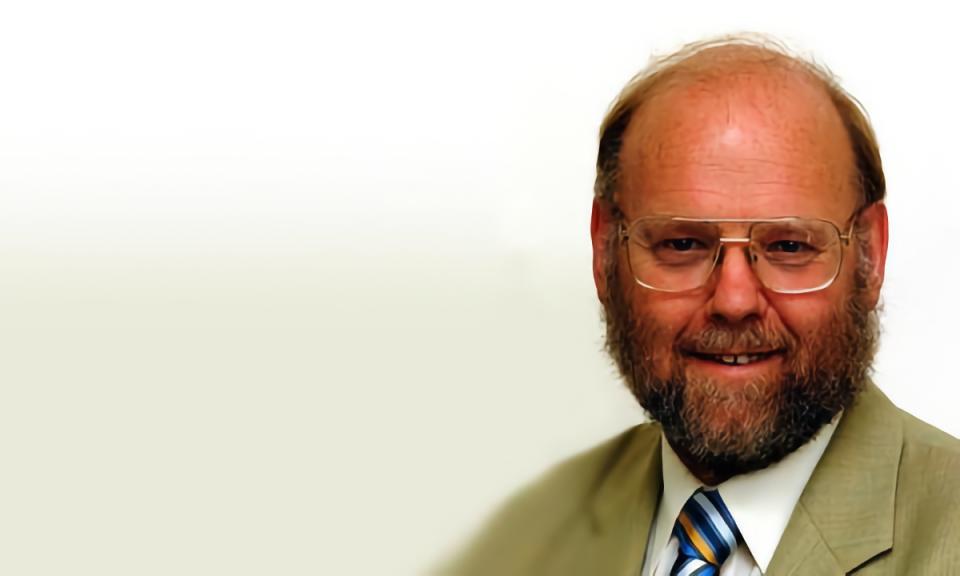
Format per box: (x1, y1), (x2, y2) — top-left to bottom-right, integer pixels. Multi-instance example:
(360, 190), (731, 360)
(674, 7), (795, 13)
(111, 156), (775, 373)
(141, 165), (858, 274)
(443, 36), (960, 575)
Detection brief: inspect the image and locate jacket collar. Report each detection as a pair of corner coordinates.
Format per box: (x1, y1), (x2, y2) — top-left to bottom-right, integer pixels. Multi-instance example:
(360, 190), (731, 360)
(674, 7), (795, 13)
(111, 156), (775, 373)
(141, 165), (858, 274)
(767, 382), (903, 574)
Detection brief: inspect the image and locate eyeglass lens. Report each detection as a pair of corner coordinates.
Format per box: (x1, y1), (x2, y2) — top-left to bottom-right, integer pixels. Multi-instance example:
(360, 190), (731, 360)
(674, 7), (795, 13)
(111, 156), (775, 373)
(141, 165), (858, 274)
(627, 218), (843, 293)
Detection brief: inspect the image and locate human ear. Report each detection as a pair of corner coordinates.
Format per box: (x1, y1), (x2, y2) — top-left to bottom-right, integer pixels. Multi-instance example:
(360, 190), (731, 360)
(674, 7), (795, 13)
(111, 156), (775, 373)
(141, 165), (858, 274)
(856, 202), (889, 308)
(591, 199), (617, 301)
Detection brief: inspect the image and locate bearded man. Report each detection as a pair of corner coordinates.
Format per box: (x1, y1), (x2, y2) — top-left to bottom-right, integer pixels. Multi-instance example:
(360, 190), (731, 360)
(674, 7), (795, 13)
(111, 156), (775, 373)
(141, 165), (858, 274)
(442, 37), (959, 575)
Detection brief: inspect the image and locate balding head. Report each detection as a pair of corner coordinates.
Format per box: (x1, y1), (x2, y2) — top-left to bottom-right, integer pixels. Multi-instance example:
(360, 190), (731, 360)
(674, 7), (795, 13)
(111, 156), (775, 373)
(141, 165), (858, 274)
(594, 36), (885, 213)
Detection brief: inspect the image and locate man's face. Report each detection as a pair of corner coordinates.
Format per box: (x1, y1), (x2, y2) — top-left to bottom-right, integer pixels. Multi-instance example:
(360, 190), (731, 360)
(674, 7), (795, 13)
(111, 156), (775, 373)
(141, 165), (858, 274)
(597, 71), (888, 477)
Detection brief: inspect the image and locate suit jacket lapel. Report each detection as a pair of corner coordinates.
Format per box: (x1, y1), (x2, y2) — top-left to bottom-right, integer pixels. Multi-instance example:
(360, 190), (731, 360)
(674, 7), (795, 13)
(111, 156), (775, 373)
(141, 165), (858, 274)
(590, 424), (663, 576)
(767, 383), (902, 575)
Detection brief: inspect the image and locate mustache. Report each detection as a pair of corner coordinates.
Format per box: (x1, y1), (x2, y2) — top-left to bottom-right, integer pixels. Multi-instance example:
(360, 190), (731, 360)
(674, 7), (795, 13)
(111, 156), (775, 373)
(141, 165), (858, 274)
(676, 322), (795, 354)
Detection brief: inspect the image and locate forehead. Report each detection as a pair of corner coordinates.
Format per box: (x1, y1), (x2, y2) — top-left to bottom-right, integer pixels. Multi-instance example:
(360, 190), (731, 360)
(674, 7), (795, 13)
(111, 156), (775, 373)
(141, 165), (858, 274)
(616, 67), (859, 221)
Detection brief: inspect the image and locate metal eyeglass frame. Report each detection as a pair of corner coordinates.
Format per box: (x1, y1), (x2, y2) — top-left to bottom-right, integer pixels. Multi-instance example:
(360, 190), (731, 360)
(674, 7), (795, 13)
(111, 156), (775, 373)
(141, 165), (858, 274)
(617, 209), (861, 294)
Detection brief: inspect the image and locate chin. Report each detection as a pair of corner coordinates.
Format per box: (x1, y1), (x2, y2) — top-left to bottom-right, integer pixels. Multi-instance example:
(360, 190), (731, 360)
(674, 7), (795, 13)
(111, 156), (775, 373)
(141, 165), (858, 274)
(672, 376), (780, 460)
(642, 369), (854, 477)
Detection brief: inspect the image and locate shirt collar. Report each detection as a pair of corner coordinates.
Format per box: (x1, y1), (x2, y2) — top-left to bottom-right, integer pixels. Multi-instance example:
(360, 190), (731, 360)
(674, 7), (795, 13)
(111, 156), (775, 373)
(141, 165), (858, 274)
(652, 415), (840, 573)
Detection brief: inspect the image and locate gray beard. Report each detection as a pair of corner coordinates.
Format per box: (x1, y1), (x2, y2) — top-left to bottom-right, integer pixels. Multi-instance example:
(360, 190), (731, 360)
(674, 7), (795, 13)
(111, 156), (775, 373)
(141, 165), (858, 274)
(602, 257), (879, 479)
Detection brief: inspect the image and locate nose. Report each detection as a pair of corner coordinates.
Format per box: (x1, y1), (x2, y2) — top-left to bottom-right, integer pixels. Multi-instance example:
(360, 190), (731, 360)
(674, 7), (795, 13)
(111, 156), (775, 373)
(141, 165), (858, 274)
(705, 245), (767, 323)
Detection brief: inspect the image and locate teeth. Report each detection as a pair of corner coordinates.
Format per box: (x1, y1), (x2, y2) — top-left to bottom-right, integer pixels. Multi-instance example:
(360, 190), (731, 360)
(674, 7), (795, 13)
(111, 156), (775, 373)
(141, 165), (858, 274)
(711, 353), (763, 365)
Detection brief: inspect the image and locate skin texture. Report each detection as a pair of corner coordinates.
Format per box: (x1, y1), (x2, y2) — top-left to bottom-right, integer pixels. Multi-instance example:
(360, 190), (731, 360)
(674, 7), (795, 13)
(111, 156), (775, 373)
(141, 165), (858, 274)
(591, 61), (889, 485)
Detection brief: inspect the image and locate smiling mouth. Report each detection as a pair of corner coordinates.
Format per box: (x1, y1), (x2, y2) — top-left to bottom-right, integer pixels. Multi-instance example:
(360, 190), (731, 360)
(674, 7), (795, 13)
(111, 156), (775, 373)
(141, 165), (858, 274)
(686, 350), (783, 366)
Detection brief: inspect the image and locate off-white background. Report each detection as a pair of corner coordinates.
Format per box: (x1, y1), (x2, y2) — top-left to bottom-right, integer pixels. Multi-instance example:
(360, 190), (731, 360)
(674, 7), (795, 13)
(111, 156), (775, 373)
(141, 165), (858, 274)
(1, 1), (957, 574)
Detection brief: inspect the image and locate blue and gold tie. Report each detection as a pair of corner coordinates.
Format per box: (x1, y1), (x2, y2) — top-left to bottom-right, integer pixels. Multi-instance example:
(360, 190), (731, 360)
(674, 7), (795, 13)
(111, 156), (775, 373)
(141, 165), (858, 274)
(669, 488), (743, 576)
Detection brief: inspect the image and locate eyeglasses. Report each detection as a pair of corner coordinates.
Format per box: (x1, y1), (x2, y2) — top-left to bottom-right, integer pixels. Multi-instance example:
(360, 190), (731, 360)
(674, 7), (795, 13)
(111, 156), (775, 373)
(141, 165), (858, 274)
(618, 211), (860, 294)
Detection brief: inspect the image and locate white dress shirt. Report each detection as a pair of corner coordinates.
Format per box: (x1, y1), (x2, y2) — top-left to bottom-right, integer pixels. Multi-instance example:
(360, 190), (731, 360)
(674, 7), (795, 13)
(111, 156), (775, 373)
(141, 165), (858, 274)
(640, 417), (840, 576)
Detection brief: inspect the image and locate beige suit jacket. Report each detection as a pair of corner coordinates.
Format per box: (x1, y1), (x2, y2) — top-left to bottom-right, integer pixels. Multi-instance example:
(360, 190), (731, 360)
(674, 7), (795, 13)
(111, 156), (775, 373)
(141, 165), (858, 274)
(444, 384), (960, 575)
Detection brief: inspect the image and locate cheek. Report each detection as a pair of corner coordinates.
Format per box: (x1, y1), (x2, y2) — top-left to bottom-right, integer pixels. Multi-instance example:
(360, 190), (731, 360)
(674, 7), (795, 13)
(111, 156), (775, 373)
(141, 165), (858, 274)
(617, 252), (706, 333)
(625, 285), (705, 374)
(617, 255), (700, 323)
(638, 296), (703, 335)
(766, 286), (846, 337)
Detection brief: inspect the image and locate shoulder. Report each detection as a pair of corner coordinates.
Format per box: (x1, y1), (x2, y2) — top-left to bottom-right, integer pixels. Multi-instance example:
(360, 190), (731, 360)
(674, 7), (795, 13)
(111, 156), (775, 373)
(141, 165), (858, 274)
(861, 386), (960, 509)
(893, 400), (959, 495)
(899, 408), (960, 453)
(845, 381), (958, 469)
(888, 400), (960, 568)
(436, 423), (661, 576)
(896, 408), (960, 520)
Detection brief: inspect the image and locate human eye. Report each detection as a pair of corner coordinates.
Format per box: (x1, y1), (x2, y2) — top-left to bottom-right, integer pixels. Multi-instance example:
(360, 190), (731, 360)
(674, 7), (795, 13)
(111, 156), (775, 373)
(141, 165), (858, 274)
(766, 239), (816, 254)
(651, 236), (712, 264)
(632, 220), (716, 266)
(659, 237), (706, 252)
(760, 235), (823, 266)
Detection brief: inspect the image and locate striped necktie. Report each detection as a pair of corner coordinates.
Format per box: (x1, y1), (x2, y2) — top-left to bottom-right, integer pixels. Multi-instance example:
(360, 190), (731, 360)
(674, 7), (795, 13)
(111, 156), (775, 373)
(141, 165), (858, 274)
(669, 487), (743, 576)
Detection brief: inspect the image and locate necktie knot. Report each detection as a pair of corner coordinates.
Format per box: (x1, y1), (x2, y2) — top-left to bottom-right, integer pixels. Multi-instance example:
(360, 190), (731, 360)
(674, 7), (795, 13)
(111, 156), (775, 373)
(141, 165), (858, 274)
(669, 488), (742, 576)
